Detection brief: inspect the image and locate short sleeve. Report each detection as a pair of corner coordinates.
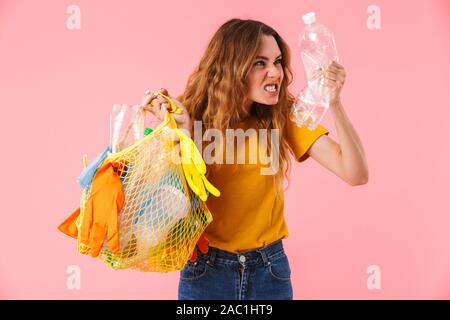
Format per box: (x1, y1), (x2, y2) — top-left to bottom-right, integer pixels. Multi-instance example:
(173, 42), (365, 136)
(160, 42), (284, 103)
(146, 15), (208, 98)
(285, 118), (330, 163)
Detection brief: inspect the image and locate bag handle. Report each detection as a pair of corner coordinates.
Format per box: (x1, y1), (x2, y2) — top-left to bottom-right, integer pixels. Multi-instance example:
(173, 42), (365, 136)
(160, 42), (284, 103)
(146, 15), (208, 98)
(144, 92), (183, 130)
(120, 92), (182, 146)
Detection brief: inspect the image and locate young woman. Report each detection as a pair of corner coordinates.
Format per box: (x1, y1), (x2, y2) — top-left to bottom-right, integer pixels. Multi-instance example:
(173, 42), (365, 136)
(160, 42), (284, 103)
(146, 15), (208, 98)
(143, 18), (368, 300)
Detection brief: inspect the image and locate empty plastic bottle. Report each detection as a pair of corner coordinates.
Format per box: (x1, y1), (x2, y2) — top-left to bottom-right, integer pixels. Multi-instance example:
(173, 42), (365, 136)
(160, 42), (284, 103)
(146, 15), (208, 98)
(132, 172), (190, 251)
(291, 12), (339, 130)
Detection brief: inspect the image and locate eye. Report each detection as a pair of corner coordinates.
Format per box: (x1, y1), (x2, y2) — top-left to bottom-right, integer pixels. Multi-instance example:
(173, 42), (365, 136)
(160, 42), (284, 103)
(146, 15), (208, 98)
(254, 59), (283, 67)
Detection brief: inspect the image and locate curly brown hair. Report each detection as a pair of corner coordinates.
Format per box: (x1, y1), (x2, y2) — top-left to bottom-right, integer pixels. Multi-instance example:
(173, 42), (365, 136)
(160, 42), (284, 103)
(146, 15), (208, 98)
(177, 18), (297, 191)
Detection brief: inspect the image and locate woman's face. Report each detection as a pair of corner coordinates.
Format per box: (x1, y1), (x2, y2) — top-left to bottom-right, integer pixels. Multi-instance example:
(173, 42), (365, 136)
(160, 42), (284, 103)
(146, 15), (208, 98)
(245, 35), (284, 109)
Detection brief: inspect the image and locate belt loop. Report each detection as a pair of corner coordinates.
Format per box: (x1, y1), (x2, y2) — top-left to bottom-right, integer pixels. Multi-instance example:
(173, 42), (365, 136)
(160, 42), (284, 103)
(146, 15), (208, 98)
(258, 246), (270, 267)
(207, 247), (217, 266)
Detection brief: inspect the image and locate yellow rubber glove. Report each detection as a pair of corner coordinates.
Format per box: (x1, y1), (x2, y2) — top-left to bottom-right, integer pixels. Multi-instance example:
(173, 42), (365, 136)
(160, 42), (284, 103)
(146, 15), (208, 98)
(146, 91), (219, 201)
(174, 128), (220, 201)
(78, 161), (124, 257)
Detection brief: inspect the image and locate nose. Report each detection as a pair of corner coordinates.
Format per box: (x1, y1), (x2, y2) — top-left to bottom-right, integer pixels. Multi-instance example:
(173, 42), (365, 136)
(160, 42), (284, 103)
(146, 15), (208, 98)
(267, 64), (281, 78)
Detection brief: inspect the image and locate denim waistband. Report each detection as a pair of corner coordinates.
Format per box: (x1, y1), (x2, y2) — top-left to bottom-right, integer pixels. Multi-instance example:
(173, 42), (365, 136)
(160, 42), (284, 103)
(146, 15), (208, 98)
(197, 239), (285, 267)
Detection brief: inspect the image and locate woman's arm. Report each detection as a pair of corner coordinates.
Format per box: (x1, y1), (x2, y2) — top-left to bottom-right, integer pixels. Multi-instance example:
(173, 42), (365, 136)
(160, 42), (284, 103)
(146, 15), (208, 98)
(306, 61), (369, 186)
(307, 101), (369, 186)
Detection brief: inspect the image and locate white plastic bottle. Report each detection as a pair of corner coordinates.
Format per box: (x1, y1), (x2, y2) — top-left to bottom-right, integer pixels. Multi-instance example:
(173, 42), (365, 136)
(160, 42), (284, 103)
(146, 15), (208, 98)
(292, 12), (339, 130)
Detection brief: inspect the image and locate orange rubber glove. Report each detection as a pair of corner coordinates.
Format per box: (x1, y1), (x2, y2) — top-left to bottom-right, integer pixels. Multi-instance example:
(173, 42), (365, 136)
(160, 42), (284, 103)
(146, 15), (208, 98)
(58, 161), (124, 257)
(79, 161), (124, 257)
(189, 233), (209, 263)
(58, 207), (80, 239)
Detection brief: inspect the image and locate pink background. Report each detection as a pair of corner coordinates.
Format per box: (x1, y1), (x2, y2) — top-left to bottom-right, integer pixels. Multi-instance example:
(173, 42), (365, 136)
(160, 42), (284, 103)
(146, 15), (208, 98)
(0, 0), (449, 299)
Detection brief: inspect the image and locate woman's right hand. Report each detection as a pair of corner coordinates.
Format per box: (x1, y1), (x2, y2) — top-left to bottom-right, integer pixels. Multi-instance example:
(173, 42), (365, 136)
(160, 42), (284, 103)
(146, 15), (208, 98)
(141, 88), (192, 132)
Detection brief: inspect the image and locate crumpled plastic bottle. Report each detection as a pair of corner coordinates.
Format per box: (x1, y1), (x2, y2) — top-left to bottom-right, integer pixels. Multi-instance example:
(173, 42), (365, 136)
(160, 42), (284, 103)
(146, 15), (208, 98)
(291, 12), (339, 130)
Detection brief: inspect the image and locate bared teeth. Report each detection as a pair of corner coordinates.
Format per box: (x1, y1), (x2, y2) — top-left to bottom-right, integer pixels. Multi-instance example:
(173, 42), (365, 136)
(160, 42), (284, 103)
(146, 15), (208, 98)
(264, 84), (277, 92)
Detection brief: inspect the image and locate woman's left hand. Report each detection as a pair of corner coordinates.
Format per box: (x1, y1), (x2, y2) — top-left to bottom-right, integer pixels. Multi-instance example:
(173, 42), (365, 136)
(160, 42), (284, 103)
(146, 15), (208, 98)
(321, 60), (346, 106)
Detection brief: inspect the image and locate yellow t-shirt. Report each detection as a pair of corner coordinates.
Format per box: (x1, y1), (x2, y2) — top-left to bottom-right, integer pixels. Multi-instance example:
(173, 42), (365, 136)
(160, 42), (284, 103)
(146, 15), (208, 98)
(204, 117), (329, 253)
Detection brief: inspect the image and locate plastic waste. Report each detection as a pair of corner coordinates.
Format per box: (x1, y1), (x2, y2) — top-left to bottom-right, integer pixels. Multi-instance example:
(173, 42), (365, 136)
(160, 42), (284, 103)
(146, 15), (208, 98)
(291, 11), (339, 130)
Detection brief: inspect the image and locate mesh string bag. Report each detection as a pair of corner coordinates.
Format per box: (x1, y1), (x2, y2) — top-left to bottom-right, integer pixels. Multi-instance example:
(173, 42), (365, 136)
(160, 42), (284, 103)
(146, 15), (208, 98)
(76, 96), (214, 272)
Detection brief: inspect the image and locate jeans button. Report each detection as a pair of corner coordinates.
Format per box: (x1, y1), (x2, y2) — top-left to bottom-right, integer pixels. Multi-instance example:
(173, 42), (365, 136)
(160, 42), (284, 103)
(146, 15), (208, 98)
(239, 255), (246, 263)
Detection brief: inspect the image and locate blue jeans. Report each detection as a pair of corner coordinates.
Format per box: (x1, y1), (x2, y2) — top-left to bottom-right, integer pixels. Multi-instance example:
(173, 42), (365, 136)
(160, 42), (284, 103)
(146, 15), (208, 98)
(178, 240), (293, 300)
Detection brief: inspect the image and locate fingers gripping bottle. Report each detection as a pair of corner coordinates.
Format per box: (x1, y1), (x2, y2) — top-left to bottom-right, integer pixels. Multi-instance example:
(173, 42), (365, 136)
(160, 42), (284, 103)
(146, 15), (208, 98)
(291, 12), (339, 130)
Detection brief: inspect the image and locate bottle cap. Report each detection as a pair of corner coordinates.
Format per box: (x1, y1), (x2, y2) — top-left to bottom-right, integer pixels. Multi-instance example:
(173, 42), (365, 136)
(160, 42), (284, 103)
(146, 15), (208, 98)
(302, 12), (316, 25)
(144, 127), (153, 136)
